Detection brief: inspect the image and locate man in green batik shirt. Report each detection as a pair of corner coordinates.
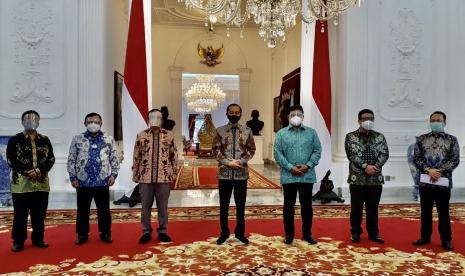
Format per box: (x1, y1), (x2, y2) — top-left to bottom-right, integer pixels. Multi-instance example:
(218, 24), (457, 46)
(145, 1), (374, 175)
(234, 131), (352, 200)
(345, 109), (389, 244)
(6, 110), (55, 252)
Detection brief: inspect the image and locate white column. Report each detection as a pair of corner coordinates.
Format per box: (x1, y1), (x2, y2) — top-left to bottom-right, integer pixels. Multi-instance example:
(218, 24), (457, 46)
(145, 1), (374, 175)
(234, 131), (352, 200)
(169, 66), (184, 140)
(237, 68), (252, 123)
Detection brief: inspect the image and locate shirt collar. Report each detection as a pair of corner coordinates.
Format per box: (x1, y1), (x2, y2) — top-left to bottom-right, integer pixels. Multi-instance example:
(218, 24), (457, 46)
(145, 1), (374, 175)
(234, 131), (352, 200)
(227, 122), (241, 130)
(427, 131), (446, 137)
(287, 125), (305, 131)
(84, 131), (103, 138)
(357, 127), (373, 136)
(22, 131), (40, 140)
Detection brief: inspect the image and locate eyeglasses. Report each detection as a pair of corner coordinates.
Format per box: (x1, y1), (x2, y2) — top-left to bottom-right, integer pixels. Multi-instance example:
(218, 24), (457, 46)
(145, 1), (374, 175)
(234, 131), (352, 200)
(86, 120), (101, 124)
(360, 116), (374, 121)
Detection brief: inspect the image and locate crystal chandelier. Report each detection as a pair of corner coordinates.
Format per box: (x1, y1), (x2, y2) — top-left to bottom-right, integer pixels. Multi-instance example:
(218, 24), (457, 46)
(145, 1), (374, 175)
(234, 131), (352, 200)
(178, 0), (362, 48)
(185, 75), (226, 113)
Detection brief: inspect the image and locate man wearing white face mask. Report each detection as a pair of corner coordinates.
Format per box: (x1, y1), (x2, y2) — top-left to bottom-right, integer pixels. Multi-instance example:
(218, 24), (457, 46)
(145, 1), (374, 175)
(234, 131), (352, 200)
(412, 111), (459, 251)
(345, 109), (389, 244)
(7, 110), (55, 252)
(132, 109), (177, 244)
(67, 113), (120, 245)
(274, 105), (322, 245)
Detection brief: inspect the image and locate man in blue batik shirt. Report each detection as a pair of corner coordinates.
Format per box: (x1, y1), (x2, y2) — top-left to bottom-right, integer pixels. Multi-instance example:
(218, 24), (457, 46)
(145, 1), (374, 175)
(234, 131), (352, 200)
(67, 113), (120, 245)
(274, 105), (321, 245)
(412, 111), (460, 251)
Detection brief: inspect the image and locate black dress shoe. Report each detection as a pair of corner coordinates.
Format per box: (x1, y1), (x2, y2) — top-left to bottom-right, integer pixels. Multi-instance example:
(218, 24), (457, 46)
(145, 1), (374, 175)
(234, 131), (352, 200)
(442, 241), (454, 251)
(302, 234), (317, 245)
(32, 241), (49, 248)
(139, 233), (152, 244)
(216, 234), (230, 245)
(284, 236), (294, 245)
(128, 201), (138, 208)
(412, 238), (431, 246)
(369, 236), (385, 244)
(75, 235), (88, 245)
(100, 233), (113, 243)
(157, 233), (172, 243)
(11, 243), (24, 252)
(351, 233), (360, 243)
(235, 235), (250, 244)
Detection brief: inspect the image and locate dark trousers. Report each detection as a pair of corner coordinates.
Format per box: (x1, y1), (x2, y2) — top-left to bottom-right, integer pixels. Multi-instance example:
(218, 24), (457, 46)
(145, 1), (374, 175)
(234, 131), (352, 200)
(12, 192), (49, 244)
(283, 183), (313, 237)
(419, 185), (451, 242)
(219, 179), (247, 237)
(76, 186), (111, 236)
(350, 185), (382, 237)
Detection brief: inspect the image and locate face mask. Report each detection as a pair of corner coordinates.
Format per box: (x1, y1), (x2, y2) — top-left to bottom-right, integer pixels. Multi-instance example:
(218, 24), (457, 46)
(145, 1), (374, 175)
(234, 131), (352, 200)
(149, 118), (162, 127)
(361, 120), (374, 131)
(86, 123), (101, 133)
(148, 112), (162, 127)
(22, 114), (40, 131)
(227, 115), (240, 124)
(290, 116), (303, 127)
(430, 122), (444, 132)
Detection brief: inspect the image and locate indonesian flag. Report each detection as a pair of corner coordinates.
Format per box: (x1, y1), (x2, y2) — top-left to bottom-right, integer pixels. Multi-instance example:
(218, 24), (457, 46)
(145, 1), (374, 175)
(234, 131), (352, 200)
(119, 0), (152, 191)
(300, 19), (332, 188)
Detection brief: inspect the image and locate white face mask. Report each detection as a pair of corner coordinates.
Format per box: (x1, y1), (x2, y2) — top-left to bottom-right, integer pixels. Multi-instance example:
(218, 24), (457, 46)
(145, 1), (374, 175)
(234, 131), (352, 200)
(148, 112), (162, 127)
(361, 120), (374, 131)
(290, 116), (303, 127)
(86, 123), (101, 133)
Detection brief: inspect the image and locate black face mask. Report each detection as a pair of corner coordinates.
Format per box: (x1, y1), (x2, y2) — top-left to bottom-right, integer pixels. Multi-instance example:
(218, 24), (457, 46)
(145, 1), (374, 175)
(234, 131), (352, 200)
(227, 115), (240, 124)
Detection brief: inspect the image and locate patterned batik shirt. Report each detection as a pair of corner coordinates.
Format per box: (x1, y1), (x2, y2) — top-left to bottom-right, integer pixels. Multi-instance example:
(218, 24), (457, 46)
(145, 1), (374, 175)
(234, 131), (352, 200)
(344, 128), (389, 186)
(67, 131), (119, 188)
(212, 123), (256, 181)
(132, 127), (178, 184)
(6, 132), (55, 193)
(273, 125), (321, 185)
(413, 131), (460, 189)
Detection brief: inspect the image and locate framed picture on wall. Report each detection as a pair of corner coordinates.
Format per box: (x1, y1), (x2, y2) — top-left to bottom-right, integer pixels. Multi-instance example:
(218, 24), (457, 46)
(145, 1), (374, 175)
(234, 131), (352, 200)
(114, 71), (124, 141)
(273, 96), (281, 132)
(0, 136), (12, 206)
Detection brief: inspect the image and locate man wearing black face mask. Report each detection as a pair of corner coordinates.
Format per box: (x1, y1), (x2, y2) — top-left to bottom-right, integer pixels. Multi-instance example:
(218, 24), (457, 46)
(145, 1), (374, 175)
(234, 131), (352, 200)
(6, 110), (55, 252)
(213, 103), (256, 245)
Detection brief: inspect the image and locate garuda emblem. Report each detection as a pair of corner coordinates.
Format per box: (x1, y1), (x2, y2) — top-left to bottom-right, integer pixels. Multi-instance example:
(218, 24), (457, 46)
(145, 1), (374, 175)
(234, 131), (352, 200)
(197, 43), (224, 67)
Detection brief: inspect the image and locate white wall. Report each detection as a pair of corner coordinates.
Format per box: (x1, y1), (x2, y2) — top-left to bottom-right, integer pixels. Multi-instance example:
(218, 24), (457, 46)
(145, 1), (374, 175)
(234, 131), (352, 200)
(151, 24), (274, 158)
(330, 0), (465, 188)
(0, 0), (128, 191)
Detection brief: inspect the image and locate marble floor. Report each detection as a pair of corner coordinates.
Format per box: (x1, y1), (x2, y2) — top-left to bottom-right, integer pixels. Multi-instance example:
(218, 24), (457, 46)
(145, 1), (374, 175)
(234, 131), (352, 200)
(1, 161), (464, 210)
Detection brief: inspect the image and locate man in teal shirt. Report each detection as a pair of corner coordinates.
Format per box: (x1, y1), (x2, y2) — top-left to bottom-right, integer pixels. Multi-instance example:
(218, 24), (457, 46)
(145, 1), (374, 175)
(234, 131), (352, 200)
(274, 105), (321, 245)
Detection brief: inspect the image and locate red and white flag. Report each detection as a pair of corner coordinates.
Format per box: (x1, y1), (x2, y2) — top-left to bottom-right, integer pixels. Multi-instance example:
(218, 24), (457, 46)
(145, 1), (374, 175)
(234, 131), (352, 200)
(120, 0), (152, 191)
(301, 20), (332, 187)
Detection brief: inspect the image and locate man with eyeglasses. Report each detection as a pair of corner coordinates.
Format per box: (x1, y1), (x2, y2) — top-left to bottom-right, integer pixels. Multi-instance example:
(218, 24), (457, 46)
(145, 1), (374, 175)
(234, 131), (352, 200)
(67, 113), (120, 245)
(412, 111), (459, 251)
(274, 105), (321, 245)
(345, 109), (389, 244)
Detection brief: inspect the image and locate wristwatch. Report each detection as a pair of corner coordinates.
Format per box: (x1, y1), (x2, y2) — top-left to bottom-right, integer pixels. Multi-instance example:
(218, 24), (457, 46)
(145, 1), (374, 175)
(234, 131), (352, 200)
(362, 163), (368, 169)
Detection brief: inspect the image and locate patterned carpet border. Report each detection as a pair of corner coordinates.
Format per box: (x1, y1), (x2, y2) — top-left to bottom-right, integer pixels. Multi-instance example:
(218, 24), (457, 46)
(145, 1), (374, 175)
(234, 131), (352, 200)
(1, 204), (465, 226)
(173, 166), (280, 190)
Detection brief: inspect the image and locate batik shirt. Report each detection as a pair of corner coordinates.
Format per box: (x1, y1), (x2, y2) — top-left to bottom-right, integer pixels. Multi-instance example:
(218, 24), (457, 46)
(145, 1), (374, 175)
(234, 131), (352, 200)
(213, 123), (256, 181)
(67, 131), (119, 187)
(413, 131), (460, 189)
(273, 125), (321, 184)
(345, 128), (389, 186)
(6, 132), (55, 193)
(132, 127), (178, 184)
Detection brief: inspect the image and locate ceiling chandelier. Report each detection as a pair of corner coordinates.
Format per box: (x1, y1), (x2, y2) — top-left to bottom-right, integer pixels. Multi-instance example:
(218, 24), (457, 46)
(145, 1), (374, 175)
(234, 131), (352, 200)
(177, 0), (362, 48)
(185, 75), (226, 114)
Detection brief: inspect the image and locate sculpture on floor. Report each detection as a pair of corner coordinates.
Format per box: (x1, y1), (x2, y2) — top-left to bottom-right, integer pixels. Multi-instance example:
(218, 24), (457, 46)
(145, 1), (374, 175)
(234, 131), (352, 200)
(197, 114), (216, 158)
(246, 110), (264, 136)
(161, 106), (176, 131)
(312, 170), (345, 204)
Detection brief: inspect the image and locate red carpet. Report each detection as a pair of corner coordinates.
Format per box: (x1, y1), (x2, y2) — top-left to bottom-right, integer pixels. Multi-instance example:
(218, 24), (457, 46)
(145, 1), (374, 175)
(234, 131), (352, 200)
(1, 205), (465, 274)
(174, 166), (280, 189)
